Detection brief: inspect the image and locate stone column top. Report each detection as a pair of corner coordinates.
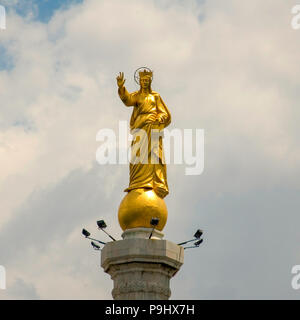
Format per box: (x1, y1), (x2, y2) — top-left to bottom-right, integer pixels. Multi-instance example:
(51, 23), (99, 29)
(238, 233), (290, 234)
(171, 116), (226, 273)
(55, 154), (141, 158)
(101, 238), (184, 273)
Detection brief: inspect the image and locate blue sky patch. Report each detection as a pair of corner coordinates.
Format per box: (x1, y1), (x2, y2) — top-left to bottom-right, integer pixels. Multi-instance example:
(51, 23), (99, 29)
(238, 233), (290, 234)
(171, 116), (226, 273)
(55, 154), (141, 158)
(2, 0), (83, 23)
(0, 45), (14, 71)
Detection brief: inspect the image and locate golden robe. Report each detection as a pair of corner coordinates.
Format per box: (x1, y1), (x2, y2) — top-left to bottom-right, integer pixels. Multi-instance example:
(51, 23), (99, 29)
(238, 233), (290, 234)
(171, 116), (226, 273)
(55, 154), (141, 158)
(118, 87), (171, 198)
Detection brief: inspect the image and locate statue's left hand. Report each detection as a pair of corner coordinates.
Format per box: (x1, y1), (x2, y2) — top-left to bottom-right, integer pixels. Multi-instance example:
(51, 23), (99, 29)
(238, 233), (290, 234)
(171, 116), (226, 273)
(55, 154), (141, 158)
(145, 114), (158, 124)
(157, 114), (166, 123)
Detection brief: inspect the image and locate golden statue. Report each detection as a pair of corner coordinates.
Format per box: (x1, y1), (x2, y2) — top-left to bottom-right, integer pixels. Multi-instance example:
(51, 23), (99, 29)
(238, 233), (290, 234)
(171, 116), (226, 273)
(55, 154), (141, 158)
(117, 68), (171, 232)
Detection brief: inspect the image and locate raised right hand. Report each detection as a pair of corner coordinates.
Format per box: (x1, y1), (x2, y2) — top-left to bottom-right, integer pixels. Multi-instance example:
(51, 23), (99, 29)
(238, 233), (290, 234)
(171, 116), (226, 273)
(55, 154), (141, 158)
(116, 72), (126, 88)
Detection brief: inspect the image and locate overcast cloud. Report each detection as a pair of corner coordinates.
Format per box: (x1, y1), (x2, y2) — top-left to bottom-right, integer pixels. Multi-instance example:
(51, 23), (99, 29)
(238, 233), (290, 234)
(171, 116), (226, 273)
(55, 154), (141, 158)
(0, 0), (300, 299)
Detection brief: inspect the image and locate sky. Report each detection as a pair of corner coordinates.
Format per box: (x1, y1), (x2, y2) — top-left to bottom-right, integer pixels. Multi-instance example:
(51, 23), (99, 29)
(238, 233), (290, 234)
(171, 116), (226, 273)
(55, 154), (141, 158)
(0, 0), (300, 299)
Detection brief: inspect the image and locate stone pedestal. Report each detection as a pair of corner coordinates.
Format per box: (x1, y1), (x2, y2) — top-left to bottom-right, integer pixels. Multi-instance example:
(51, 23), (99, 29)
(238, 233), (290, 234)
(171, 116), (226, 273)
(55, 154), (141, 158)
(101, 228), (184, 300)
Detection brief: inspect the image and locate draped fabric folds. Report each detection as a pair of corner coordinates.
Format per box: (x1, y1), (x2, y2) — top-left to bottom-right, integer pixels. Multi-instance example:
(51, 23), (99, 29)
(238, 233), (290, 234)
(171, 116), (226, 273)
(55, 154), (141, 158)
(119, 87), (171, 198)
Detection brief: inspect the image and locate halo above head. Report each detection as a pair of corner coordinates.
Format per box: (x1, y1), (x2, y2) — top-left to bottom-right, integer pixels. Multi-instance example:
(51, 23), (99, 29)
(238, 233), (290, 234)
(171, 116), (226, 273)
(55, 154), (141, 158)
(134, 67), (153, 85)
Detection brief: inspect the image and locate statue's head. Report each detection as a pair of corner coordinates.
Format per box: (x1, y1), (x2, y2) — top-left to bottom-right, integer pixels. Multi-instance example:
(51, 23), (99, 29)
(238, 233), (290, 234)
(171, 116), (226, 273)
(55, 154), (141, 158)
(139, 69), (153, 91)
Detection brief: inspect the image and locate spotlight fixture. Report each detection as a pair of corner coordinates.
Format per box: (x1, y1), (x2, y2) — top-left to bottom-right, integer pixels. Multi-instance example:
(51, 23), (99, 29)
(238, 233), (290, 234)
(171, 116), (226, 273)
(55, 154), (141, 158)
(149, 217), (160, 239)
(183, 238), (204, 250)
(150, 218), (160, 226)
(82, 228), (90, 238)
(194, 239), (203, 246)
(177, 229), (204, 246)
(97, 220), (116, 241)
(96, 220), (107, 229)
(81, 228), (106, 246)
(194, 229), (203, 239)
(91, 241), (101, 251)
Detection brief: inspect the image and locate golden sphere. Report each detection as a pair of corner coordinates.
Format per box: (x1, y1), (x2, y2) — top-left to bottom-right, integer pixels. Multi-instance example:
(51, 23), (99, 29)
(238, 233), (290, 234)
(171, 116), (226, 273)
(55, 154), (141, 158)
(118, 188), (168, 231)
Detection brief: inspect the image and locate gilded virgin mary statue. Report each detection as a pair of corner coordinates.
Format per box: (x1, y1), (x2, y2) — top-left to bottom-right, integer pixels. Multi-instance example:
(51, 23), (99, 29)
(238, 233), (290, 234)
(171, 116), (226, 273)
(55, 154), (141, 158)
(117, 68), (171, 232)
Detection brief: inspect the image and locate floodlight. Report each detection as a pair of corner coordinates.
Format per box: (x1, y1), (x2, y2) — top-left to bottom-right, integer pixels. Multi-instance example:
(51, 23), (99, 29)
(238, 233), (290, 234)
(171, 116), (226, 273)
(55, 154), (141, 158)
(194, 239), (203, 246)
(194, 229), (203, 239)
(82, 228), (90, 237)
(177, 229), (204, 246)
(183, 238), (204, 250)
(91, 241), (101, 250)
(96, 220), (107, 229)
(150, 218), (159, 226)
(96, 220), (116, 241)
(149, 217), (160, 239)
(81, 228), (106, 245)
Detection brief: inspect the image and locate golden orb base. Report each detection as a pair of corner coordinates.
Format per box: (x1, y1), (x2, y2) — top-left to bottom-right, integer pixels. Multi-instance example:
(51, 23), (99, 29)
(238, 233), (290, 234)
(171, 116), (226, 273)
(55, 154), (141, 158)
(118, 188), (168, 231)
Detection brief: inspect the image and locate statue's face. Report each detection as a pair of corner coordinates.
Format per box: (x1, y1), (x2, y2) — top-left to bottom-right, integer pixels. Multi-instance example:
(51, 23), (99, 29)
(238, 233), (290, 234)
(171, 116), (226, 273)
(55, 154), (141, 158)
(140, 76), (151, 89)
